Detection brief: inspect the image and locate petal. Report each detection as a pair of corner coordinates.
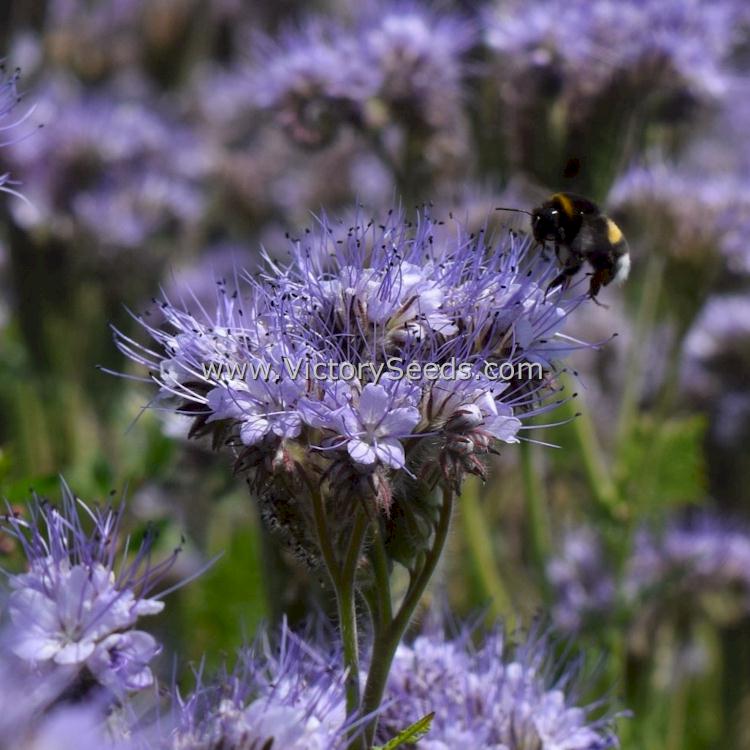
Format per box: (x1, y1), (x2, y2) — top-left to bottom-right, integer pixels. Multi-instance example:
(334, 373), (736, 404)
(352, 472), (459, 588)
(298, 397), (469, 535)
(88, 632), (159, 692)
(484, 414), (522, 443)
(358, 384), (388, 427)
(375, 438), (406, 469)
(55, 639), (96, 665)
(9, 588), (59, 632)
(240, 416), (270, 445)
(11, 634), (62, 662)
(133, 598), (165, 616)
(347, 439), (377, 465)
(379, 406), (420, 437)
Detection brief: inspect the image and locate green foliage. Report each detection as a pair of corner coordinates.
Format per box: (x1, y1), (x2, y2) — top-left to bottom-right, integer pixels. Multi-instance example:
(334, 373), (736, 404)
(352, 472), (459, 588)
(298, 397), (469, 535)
(374, 712), (435, 749)
(176, 493), (268, 666)
(617, 414), (707, 511)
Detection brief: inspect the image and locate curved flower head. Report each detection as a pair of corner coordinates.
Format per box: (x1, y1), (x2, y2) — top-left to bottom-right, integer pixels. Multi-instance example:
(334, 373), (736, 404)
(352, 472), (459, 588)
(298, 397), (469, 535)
(168, 621), (350, 749)
(377, 625), (620, 749)
(251, 3), (473, 158)
(2, 481), (181, 694)
(0, 64), (36, 200)
(115, 206), (595, 565)
(547, 526), (617, 634)
(609, 163), (750, 271)
(681, 294), (750, 401)
(252, 21), (376, 148)
(485, 0), (741, 102)
(484, 0), (745, 187)
(7, 77), (209, 256)
(625, 512), (750, 630)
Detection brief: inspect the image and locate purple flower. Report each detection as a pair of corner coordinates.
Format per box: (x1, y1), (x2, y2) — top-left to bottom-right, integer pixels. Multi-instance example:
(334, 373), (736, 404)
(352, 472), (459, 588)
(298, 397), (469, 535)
(2, 481), (181, 694)
(251, 4), (473, 148)
(114, 207), (597, 563)
(547, 526), (617, 633)
(167, 621), (350, 749)
(252, 21), (376, 147)
(485, 0), (742, 102)
(301, 382), (420, 469)
(0, 64), (34, 200)
(361, 7), (474, 132)
(7, 77), (210, 254)
(116, 208), (592, 480)
(681, 294), (750, 402)
(377, 626), (619, 749)
(625, 512), (750, 627)
(609, 163), (750, 270)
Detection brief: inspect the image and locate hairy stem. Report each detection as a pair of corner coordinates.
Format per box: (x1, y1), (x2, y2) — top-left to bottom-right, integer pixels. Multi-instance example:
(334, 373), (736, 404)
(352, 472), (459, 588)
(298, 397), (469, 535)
(359, 485), (455, 746)
(309, 483), (367, 721)
(339, 507), (369, 720)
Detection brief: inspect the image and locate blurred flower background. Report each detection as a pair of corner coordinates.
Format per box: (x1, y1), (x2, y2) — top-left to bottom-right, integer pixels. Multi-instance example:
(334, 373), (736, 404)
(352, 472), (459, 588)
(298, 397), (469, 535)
(1, 0), (750, 748)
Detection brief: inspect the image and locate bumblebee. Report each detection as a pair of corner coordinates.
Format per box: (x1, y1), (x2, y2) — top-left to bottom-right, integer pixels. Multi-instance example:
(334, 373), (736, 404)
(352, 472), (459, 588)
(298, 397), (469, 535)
(498, 192), (631, 301)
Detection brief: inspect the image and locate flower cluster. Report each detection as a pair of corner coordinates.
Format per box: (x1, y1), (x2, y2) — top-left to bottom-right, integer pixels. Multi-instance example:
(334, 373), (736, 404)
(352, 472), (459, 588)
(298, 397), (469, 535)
(681, 295), (750, 401)
(548, 513), (750, 639)
(6, 77), (210, 255)
(377, 627), (618, 749)
(252, 7), (473, 148)
(485, 0), (743, 103)
(116, 208), (593, 562)
(2, 482), (180, 695)
(166, 623), (349, 750)
(609, 163), (750, 272)
(625, 513), (750, 627)
(547, 526), (617, 634)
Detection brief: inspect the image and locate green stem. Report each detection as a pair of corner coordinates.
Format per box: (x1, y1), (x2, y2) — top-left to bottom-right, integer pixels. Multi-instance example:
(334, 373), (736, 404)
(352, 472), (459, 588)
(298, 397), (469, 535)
(519, 441), (551, 594)
(665, 676), (688, 750)
(359, 486), (455, 747)
(561, 373), (619, 514)
(308, 480), (366, 722)
(613, 253), (665, 461)
(461, 476), (515, 623)
(370, 519), (393, 626)
(309, 483), (342, 586)
(338, 508), (369, 719)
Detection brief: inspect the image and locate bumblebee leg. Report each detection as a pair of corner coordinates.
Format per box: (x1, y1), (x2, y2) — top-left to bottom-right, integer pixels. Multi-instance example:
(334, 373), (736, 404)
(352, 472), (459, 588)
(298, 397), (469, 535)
(546, 260), (582, 298)
(587, 269), (612, 307)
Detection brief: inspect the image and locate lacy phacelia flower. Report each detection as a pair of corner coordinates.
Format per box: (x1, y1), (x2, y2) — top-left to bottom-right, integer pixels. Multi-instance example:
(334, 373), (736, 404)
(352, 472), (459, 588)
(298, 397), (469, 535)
(2, 482), (180, 693)
(252, 5), (473, 148)
(547, 526), (617, 634)
(376, 627), (619, 749)
(168, 623), (348, 749)
(0, 64), (34, 200)
(625, 512), (750, 629)
(252, 21), (376, 148)
(608, 163), (750, 272)
(681, 295), (750, 401)
(116, 208), (593, 564)
(6, 77), (210, 254)
(0, 649), (134, 750)
(485, 0), (741, 102)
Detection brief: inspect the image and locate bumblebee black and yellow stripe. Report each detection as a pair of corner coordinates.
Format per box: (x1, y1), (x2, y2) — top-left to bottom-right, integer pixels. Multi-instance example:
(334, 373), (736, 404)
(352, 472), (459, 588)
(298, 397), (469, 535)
(551, 192), (575, 218)
(605, 218), (624, 245)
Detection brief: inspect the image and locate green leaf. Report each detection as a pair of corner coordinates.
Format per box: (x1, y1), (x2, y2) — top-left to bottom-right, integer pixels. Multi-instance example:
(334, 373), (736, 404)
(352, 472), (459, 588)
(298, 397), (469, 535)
(374, 712), (435, 749)
(616, 414), (707, 510)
